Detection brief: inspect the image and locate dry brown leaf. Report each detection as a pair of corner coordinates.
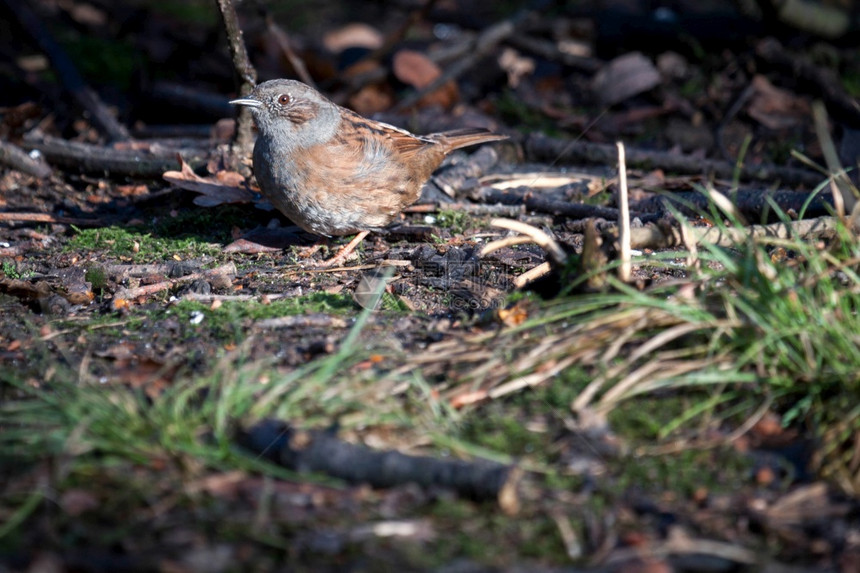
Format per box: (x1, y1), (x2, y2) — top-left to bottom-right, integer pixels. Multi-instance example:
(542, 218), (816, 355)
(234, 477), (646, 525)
(592, 52), (661, 107)
(392, 50), (459, 110)
(163, 157), (256, 207)
(748, 75), (811, 130)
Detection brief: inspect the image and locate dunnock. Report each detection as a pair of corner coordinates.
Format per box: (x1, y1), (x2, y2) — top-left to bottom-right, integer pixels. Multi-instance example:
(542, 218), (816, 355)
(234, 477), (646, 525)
(230, 79), (506, 265)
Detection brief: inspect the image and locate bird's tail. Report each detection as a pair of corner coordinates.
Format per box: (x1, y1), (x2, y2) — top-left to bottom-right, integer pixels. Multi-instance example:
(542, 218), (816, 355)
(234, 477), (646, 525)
(434, 128), (508, 151)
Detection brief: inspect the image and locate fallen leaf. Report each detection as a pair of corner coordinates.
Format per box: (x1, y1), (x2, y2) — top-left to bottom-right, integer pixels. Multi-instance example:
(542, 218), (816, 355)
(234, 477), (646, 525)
(163, 157), (256, 207)
(592, 52), (661, 106)
(748, 75), (811, 130)
(392, 50), (459, 110)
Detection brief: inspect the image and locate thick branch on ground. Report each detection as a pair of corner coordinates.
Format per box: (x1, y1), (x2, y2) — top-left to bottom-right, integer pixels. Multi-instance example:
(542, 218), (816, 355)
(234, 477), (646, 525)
(630, 189), (834, 221)
(239, 420), (520, 511)
(404, 202), (524, 217)
(216, 0), (257, 156)
(525, 134), (824, 188)
(424, 146), (507, 200)
(477, 186), (654, 222)
(22, 132), (207, 177)
(0, 140), (52, 178)
(3, 0), (130, 142)
(625, 216), (838, 250)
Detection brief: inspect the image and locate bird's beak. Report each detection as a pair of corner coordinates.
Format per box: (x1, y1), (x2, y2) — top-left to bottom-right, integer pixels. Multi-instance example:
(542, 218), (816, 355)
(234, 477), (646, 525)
(229, 97), (262, 108)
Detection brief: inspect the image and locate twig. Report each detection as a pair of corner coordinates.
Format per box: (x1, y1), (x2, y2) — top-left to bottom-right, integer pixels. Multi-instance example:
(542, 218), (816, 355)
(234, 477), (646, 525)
(616, 142), (631, 282)
(487, 218), (566, 265)
(479, 235), (536, 255)
(0, 212), (108, 226)
(2, 0), (130, 142)
(513, 261), (552, 288)
(0, 140), (52, 178)
(115, 263), (236, 301)
(216, 0), (257, 155)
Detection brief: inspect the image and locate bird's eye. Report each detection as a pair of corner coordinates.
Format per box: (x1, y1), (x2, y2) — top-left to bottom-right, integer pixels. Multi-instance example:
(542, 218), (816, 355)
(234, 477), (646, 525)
(277, 94), (291, 105)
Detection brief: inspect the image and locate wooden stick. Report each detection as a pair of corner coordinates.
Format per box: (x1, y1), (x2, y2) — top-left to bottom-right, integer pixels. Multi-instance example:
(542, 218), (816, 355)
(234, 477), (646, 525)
(0, 212), (108, 226)
(0, 140), (52, 178)
(216, 0), (258, 155)
(489, 218), (566, 265)
(21, 132), (206, 177)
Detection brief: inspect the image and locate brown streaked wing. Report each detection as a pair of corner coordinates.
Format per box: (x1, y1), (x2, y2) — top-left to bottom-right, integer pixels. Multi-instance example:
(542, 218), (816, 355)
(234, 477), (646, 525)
(341, 109), (437, 160)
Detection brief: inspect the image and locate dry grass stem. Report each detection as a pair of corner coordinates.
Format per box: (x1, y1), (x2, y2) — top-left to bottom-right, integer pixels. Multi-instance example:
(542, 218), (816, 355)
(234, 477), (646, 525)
(514, 262), (552, 287)
(489, 218), (567, 265)
(616, 141), (631, 282)
(479, 235), (537, 256)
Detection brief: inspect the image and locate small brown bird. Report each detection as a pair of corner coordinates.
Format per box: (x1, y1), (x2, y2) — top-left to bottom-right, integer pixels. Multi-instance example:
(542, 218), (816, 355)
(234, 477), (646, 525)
(230, 79), (506, 265)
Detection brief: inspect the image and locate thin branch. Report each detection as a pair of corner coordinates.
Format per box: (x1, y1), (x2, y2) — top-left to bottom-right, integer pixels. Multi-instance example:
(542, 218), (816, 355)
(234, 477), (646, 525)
(488, 218), (566, 265)
(216, 0), (257, 155)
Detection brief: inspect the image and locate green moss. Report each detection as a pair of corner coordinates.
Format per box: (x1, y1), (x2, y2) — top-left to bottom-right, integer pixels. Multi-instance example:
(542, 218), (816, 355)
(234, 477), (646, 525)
(435, 209), (472, 235)
(1, 261), (22, 279)
(426, 501), (568, 565)
(149, 207), (262, 245)
(844, 72), (860, 97)
(609, 447), (753, 498)
(84, 266), (109, 293)
(164, 293), (354, 343)
(68, 226), (221, 262)
(174, 292), (353, 320)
